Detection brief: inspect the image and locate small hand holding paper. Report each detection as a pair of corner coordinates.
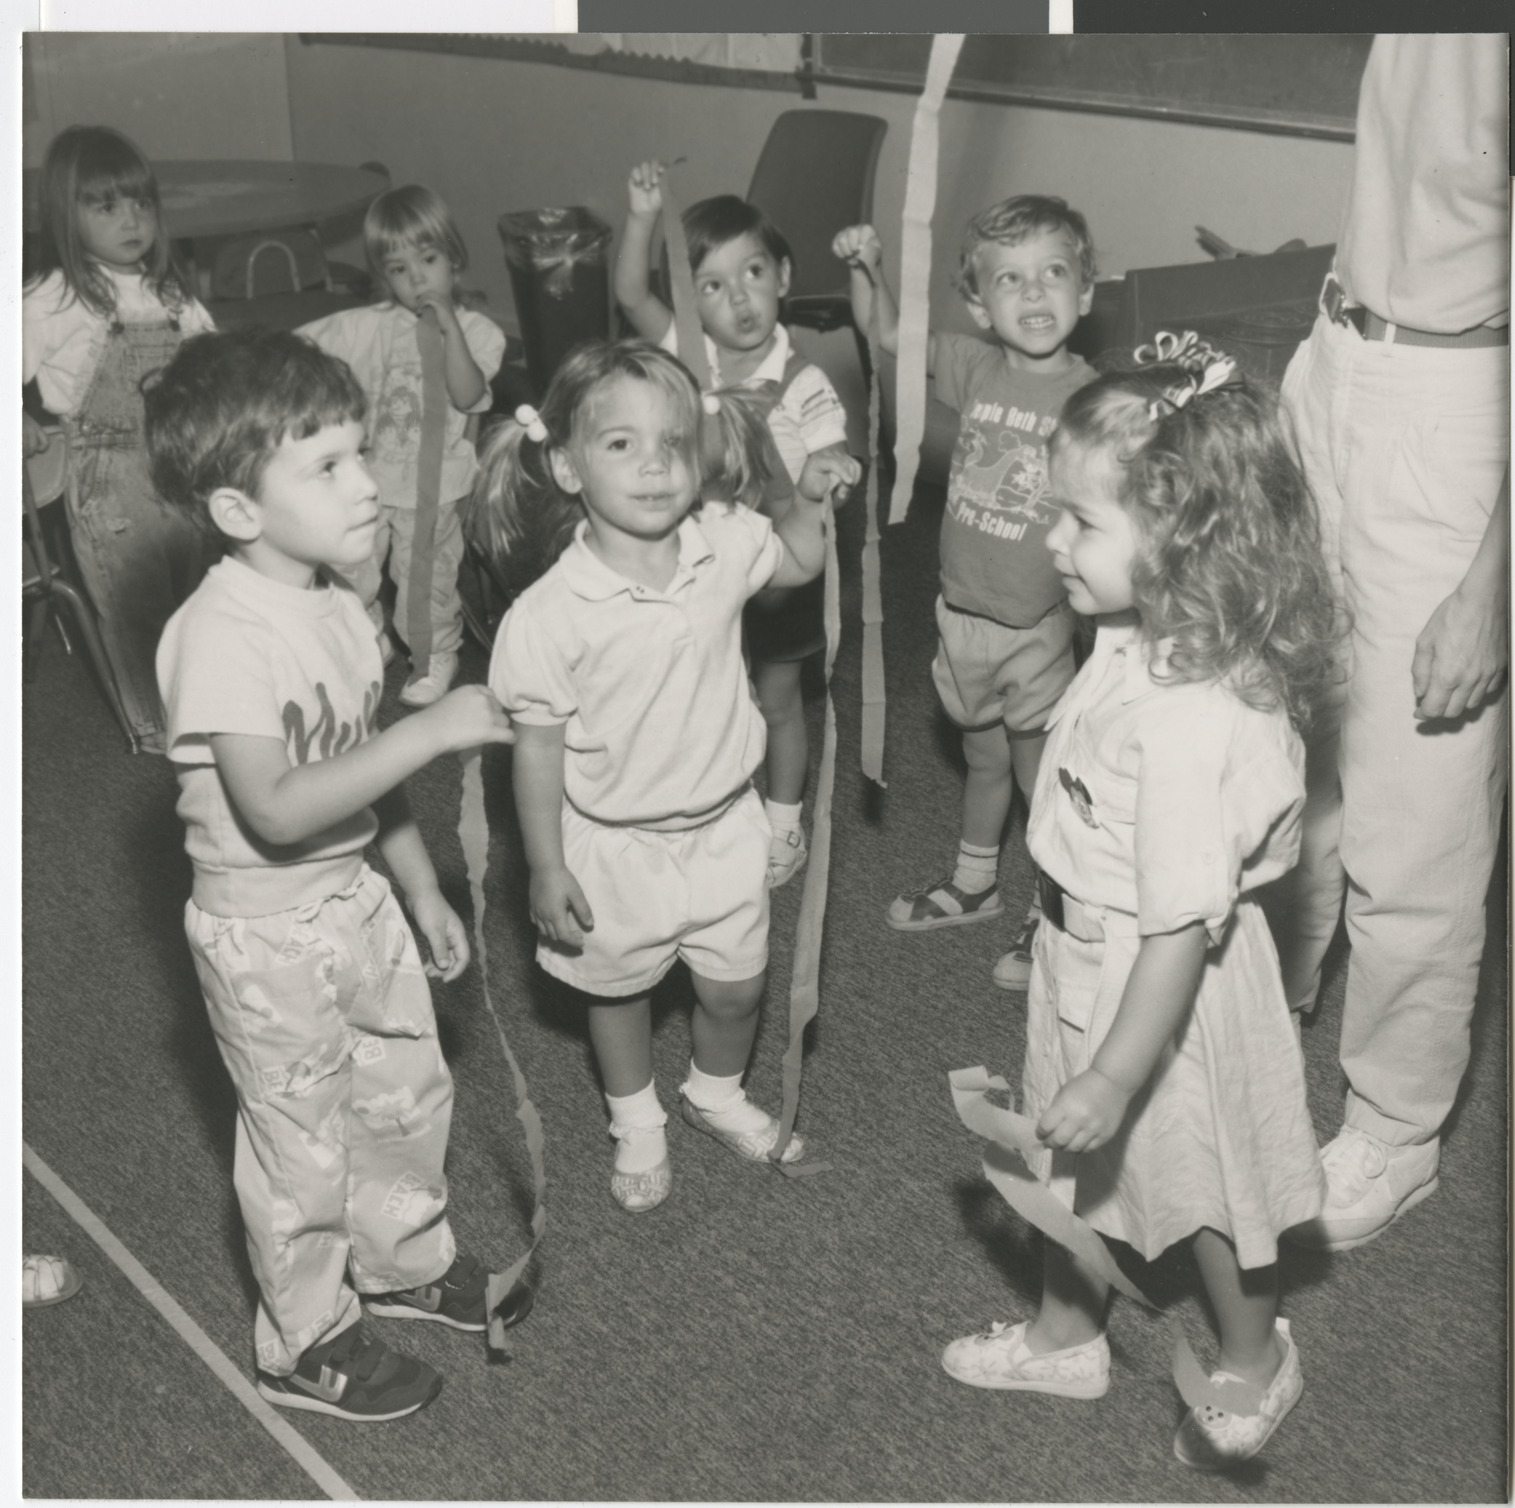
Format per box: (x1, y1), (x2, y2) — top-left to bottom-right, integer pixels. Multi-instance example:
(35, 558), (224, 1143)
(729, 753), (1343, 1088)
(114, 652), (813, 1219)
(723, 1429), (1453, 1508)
(799, 449), (861, 507)
(1036, 1068), (1132, 1155)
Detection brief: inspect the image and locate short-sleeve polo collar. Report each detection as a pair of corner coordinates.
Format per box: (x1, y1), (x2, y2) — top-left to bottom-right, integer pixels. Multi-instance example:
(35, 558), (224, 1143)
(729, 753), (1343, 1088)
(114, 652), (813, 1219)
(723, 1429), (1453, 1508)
(697, 322), (792, 386)
(556, 513), (717, 602)
(1043, 619), (1176, 731)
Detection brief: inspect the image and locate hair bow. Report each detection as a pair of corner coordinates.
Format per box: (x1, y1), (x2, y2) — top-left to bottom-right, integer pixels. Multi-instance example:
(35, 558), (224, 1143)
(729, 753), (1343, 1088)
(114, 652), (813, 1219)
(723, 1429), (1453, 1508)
(701, 393), (722, 416)
(1133, 329), (1242, 420)
(514, 404), (549, 443)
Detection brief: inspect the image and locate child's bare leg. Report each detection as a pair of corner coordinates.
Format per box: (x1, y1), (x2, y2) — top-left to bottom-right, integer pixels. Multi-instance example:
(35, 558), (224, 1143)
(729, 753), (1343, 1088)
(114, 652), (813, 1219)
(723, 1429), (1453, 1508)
(754, 659), (807, 806)
(682, 970), (801, 1160)
(961, 724), (1016, 849)
(587, 996), (654, 1095)
(1027, 1238), (1110, 1352)
(688, 972), (765, 1076)
(1191, 1228), (1285, 1385)
(1007, 728), (1047, 815)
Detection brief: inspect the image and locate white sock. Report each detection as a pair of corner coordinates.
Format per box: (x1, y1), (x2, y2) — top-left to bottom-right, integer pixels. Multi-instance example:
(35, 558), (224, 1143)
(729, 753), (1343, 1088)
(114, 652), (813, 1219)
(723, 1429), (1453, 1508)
(952, 841), (999, 895)
(765, 799), (803, 835)
(606, 1082), (668, 1174)
(682, 1062), (773, 1136)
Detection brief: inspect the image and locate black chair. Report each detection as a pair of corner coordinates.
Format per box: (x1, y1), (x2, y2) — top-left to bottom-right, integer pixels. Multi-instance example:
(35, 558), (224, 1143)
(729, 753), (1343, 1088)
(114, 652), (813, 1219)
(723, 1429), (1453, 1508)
(746, 109), (888, 345)
(23, 431), (133, 744)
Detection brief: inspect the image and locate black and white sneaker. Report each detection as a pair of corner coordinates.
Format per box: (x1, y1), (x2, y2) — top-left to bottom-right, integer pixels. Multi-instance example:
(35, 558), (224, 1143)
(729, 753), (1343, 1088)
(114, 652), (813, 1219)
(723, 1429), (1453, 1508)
(257, 1325), (442, 1422)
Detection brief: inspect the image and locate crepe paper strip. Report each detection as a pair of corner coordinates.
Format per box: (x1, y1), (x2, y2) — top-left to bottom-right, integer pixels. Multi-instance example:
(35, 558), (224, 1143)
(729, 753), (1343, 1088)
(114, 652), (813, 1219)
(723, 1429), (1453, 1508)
(660, 172), (713, 392)
(978, 1143), (1153, 1310)
(949, 1066), (1154, 1309)
(458, 748), (549, 1354)
(1168, 1314), (1265, 1418)
(859, 297), (888, 788)
(771, 499), (841, 1177)
(888, 33), (964, 526)
(946, 1064), (1046, 1166)
(950, 1067), (1267, 1412)
(404, 311), (447, 687)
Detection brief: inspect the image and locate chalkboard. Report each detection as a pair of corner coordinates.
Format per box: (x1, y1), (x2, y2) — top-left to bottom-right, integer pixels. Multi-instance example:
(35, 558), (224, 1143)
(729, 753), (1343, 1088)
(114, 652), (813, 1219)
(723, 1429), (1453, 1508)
(813, 34), (1373, 140)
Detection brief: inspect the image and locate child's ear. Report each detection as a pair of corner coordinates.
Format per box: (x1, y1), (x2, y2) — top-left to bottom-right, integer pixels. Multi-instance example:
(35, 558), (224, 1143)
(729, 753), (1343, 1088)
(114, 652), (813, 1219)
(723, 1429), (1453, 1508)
(1077, 278), (1095, 316)
(775, 257), (793, 300)
(548, 447), (584, 496)
(964, 295), (993, 332)
(208, 486), (263, 544)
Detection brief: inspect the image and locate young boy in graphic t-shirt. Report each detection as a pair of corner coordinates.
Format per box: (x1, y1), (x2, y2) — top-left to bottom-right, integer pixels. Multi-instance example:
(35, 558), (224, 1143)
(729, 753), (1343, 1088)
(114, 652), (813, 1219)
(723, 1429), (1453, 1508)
(147, 328), (519, 1422)
(835, 196), (1099, 991)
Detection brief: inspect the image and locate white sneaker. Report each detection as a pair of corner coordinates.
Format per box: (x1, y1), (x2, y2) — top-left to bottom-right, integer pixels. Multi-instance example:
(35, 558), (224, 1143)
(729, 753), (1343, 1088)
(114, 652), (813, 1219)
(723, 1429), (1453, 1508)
(767, 826), (808, 889)
(399, 651), (459, 709)
(1286, 1127), (1440, 1252)
(990, 899), (1042, 992)
(941, 1320), (1109, 1398)
(23, 1254), (82, 1308)
(1173, 1319), (1303, 1470)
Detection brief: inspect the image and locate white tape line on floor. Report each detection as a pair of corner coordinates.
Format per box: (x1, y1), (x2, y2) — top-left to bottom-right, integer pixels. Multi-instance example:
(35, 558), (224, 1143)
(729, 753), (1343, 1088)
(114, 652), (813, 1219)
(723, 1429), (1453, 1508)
(22, 1142), (359, 1502)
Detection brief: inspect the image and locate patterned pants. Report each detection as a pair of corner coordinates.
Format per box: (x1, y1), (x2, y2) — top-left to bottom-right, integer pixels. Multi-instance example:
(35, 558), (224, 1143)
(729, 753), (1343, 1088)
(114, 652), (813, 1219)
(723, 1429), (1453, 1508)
(186, 867), (456, 1374)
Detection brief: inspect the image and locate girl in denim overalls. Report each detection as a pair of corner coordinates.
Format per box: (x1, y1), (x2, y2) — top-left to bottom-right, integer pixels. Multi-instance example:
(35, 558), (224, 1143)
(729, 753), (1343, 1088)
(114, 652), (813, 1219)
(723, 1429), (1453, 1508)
(23, 126), (214, 753)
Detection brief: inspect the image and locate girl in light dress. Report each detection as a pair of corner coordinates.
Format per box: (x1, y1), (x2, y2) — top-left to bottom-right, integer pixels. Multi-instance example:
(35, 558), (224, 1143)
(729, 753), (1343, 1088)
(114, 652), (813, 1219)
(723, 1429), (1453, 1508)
(941, 337), (1340, 1471)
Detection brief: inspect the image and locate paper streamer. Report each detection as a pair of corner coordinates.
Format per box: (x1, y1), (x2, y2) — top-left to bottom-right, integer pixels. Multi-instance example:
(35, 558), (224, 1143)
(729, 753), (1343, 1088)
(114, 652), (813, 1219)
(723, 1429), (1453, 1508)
(859, 299), (887, 788)
(951, 1067), (1153, 1308)
(659, 174), (713, 392)
(888, 33), (964, 526)
(949, 1066), (1265, 1419)
(404, 312), (447, 687)
(459, 749), (549, 1353)
(771, 499), (841, 1176)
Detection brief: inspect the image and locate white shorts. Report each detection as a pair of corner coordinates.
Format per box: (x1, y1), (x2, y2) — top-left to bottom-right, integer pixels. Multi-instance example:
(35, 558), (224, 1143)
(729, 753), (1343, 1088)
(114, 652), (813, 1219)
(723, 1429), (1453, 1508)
(539, 788), (771, 996)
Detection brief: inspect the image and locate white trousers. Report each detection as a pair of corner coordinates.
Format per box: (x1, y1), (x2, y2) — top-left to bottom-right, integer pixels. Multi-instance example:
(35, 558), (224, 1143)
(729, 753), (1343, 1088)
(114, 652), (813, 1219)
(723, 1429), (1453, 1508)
(1272, 313), (1509, 1146)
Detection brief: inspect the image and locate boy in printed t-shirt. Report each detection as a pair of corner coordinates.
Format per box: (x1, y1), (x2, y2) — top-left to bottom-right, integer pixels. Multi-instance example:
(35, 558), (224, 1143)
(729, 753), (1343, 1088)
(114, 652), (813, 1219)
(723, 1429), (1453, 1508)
(146, 328), (518, 1422)
(835, 196), (1098, 990)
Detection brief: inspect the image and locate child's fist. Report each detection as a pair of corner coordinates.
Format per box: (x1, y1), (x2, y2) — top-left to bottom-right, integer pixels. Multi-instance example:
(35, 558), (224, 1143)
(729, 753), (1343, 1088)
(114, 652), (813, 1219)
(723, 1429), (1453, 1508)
(627, 161), (665, 216)
(529, 865), (595, 947)
(832, 224), (883, 271)
(798, 449), (862, 506)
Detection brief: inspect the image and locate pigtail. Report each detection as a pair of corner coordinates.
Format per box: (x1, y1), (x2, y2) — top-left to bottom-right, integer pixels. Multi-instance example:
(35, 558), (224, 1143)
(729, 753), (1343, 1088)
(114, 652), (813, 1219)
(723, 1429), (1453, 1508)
(463, 407), (581, 597)
(698, 384), (790, 513)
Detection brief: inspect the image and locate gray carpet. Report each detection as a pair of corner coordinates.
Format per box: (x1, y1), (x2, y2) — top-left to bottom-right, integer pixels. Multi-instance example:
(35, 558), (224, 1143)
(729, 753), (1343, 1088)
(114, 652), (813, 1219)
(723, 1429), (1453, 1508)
(22, 484), (1509, 1501)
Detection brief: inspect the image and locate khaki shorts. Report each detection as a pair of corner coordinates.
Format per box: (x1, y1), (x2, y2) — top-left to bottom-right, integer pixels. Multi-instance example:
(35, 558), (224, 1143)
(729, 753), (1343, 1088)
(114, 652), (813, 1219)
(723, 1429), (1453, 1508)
(932, 596), (1076, 734)
(539, 787), (771, 996)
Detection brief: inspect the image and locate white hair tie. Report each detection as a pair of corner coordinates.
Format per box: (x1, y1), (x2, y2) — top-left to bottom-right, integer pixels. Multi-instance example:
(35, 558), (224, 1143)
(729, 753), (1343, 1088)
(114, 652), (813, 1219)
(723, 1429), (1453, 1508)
(701, 393), (721, 416)
(514, 404), (548, 443)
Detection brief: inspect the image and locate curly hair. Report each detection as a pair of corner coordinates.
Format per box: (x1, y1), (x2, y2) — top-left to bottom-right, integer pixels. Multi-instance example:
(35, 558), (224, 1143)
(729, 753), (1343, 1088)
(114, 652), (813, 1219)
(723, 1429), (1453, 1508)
(1053, 358), (1342, 732)
(955, 194), (1097, 299)
(464, 339), (782, 597)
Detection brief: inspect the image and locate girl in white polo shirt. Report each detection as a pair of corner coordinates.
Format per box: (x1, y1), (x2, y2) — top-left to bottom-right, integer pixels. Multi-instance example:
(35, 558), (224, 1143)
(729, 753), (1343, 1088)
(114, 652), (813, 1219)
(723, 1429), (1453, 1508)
(476, 340), (857, 1212)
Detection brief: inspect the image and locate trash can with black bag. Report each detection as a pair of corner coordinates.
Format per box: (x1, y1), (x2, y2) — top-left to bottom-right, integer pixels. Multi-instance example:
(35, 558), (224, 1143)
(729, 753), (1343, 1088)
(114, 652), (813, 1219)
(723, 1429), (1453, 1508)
(498, 207), (614, 396)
